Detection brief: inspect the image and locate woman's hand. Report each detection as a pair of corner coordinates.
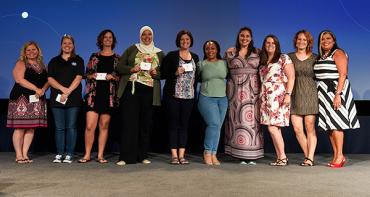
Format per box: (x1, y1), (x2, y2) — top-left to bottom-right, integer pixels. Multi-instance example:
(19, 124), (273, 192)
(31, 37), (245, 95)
(35, 88), (44, 98)
(283, 94), (291, 106)
(61, 87), (71, 97)
(176, 66), (185, 75)
(149, 68), (157, 77)
(60, 94), (68, 103)
(130, 65), (141, 73)
(333, 94), (342, 110)
(105, 74), (114, 80)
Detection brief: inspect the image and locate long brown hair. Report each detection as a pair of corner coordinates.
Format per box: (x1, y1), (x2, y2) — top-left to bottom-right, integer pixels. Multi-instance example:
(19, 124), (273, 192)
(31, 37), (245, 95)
(235, 27), (256, 58)
(259, 34), (281, 66)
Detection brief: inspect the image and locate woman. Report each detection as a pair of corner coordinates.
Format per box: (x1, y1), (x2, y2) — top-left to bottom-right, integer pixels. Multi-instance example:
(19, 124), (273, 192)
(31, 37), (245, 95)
(48, 34), (84, 163)
(161, 30), (199, 165)
(314, 30), (360, 168)
(116, 26), (164, 165)
(79, 29), (120, 163)
(288, 30), (318, 166)
(197, 40), (228, 165)
(259, 35), (295, 166)
(6, 41), (48, 163)
(224, 27), (263, 165)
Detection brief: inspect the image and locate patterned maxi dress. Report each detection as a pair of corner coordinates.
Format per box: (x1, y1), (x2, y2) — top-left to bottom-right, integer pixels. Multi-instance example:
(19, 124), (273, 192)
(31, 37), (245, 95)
(259, 54), (292, 127)
(224, 50), (263, 160)
(313, 49), (360, 131)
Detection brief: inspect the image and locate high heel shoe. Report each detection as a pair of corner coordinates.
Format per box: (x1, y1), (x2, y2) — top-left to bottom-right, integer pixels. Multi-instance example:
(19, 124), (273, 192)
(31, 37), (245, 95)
(329, 157), (346, 168)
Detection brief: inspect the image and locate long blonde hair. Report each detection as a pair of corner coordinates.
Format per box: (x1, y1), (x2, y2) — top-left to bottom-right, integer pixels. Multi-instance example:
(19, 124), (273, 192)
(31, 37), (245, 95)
(18, 41), (44, 66)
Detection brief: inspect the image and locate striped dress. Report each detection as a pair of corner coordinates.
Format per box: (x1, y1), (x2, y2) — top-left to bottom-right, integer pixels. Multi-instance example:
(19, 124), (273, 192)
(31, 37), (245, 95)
(313, 49), (360, 131)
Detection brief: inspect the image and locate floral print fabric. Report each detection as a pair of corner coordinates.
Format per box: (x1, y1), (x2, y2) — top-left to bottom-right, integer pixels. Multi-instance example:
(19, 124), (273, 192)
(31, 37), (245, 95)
(259, 54), (292, 127)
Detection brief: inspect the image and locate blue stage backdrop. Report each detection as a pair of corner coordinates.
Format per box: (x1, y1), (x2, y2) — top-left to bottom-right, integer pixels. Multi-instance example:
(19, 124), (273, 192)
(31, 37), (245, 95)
(0, 0), (369, 99)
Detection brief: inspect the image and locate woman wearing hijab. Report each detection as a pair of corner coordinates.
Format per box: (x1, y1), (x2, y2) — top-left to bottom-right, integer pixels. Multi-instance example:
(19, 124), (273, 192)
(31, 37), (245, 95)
(116, 26), (164, 165)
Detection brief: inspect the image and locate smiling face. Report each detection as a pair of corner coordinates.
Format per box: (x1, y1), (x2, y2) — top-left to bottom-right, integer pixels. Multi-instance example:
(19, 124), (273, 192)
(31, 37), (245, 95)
(238, 30), (252, 48)
(25, 44), (39, 60)
(321, 32), (335, 53)
(296, 33), (308, 51)
(102, 31), (113, 48)
(61, 37), (74, 54)
(180, 34), (191, 50)
(205, 42), (218, 61)
(141, 30), (153, 46)
(264, 37), (276, 55)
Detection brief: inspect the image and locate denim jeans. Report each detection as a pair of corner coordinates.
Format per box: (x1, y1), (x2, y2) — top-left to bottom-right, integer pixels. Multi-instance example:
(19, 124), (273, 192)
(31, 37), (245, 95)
(51, 107), (80, 156)
(198, 94), (228, 154)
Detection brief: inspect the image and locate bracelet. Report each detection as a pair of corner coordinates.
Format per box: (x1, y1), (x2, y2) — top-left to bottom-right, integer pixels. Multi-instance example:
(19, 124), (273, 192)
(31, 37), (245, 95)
(285, 92), (291, 96)
(335, 91), (343, 95)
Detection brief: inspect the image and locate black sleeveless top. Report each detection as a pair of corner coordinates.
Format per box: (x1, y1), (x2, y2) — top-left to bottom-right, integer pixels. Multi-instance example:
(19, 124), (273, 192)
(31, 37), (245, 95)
(9, 62), (47, 100)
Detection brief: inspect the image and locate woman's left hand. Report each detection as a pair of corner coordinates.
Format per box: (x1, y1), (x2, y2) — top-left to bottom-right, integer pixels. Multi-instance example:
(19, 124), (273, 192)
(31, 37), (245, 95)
(333, 94), (342, 110)
(283, 95), (291, 106)
(105, 74), (114, 81)
(150, 68), (157, 77)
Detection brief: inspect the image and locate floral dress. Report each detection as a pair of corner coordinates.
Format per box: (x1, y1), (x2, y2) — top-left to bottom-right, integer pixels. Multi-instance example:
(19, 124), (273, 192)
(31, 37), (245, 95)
(259, 54), (292, 127)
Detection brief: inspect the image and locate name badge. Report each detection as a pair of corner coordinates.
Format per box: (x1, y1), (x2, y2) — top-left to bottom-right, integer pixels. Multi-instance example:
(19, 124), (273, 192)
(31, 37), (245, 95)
(182, 63), (193, 72)
(56, 94), (68, 105)
(29, 95), (39, 103)
(140, 62), (151, 71)
(96, 73), (107, 80)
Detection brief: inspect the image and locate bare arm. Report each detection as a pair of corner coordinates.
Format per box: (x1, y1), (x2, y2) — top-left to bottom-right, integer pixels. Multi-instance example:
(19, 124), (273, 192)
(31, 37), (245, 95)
(283, 62), (295, 105)
(333, 49), (348, 110)
(48, 77), (69, 95)
(13, 61), (40, 92)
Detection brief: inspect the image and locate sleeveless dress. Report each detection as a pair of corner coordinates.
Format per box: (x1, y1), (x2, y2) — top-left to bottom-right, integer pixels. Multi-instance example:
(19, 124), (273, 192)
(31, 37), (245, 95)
(313, 49), (360, 131)
(288, 53), (318, 115)
(224, 50), (264, 160)
(7, 62), (47, 128)
(259, 54), (292, 127)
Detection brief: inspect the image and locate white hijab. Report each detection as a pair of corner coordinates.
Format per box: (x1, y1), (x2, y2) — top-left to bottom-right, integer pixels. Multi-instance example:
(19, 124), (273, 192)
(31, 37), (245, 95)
(135, 26), (162, 54)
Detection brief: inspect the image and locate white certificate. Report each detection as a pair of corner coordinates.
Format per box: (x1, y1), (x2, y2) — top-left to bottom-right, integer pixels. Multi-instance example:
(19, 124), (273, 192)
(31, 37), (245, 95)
(29, 95), (39, 103)
(140, 62), (151, 71)
(56, 94), (68, 105)
(182, 63), (193, 72)
(96, 73), (107, 80)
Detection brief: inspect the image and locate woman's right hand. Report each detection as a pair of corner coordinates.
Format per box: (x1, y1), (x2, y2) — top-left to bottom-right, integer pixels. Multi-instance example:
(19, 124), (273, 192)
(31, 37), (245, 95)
(130, 65), (141, 73)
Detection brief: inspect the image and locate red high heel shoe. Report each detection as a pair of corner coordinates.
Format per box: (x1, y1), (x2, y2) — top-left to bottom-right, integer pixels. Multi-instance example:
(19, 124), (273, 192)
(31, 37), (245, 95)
(329, 157), (346, 168)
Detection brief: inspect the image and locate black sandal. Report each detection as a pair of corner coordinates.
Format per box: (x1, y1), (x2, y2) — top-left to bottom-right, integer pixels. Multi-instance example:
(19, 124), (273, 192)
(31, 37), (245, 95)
(300, 157), (315, 166)
(270, 158), (288, 166)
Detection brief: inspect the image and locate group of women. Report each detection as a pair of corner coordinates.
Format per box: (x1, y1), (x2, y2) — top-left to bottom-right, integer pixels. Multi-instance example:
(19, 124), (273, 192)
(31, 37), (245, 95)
(6, 26), (360, 168)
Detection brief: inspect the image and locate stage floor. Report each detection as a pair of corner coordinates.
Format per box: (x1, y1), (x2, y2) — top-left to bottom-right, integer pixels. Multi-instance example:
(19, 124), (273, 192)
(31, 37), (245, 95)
(1, 153), (370, 197)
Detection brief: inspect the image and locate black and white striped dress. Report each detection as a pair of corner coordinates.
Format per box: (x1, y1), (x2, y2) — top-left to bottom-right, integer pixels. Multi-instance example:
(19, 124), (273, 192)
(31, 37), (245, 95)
(314, 49), (360, 131)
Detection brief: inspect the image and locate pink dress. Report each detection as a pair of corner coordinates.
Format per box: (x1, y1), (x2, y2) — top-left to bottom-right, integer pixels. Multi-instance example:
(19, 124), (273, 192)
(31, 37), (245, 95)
(224, 50), (264, 160)
(259, 54), (292, 127)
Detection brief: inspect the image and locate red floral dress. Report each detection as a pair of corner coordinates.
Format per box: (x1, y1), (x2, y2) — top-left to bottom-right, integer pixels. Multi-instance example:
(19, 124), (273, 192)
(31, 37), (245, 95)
(259, 54), (292, 127)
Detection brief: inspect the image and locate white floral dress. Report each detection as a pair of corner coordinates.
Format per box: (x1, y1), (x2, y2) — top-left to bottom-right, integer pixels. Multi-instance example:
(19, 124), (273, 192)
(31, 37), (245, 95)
(259, 54), (292, 127)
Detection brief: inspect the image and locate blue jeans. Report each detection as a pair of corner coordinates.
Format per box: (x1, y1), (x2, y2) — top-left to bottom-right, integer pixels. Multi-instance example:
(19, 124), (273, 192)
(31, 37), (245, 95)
(198, 94), (228, 154)
(51, 107), (79, 156)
